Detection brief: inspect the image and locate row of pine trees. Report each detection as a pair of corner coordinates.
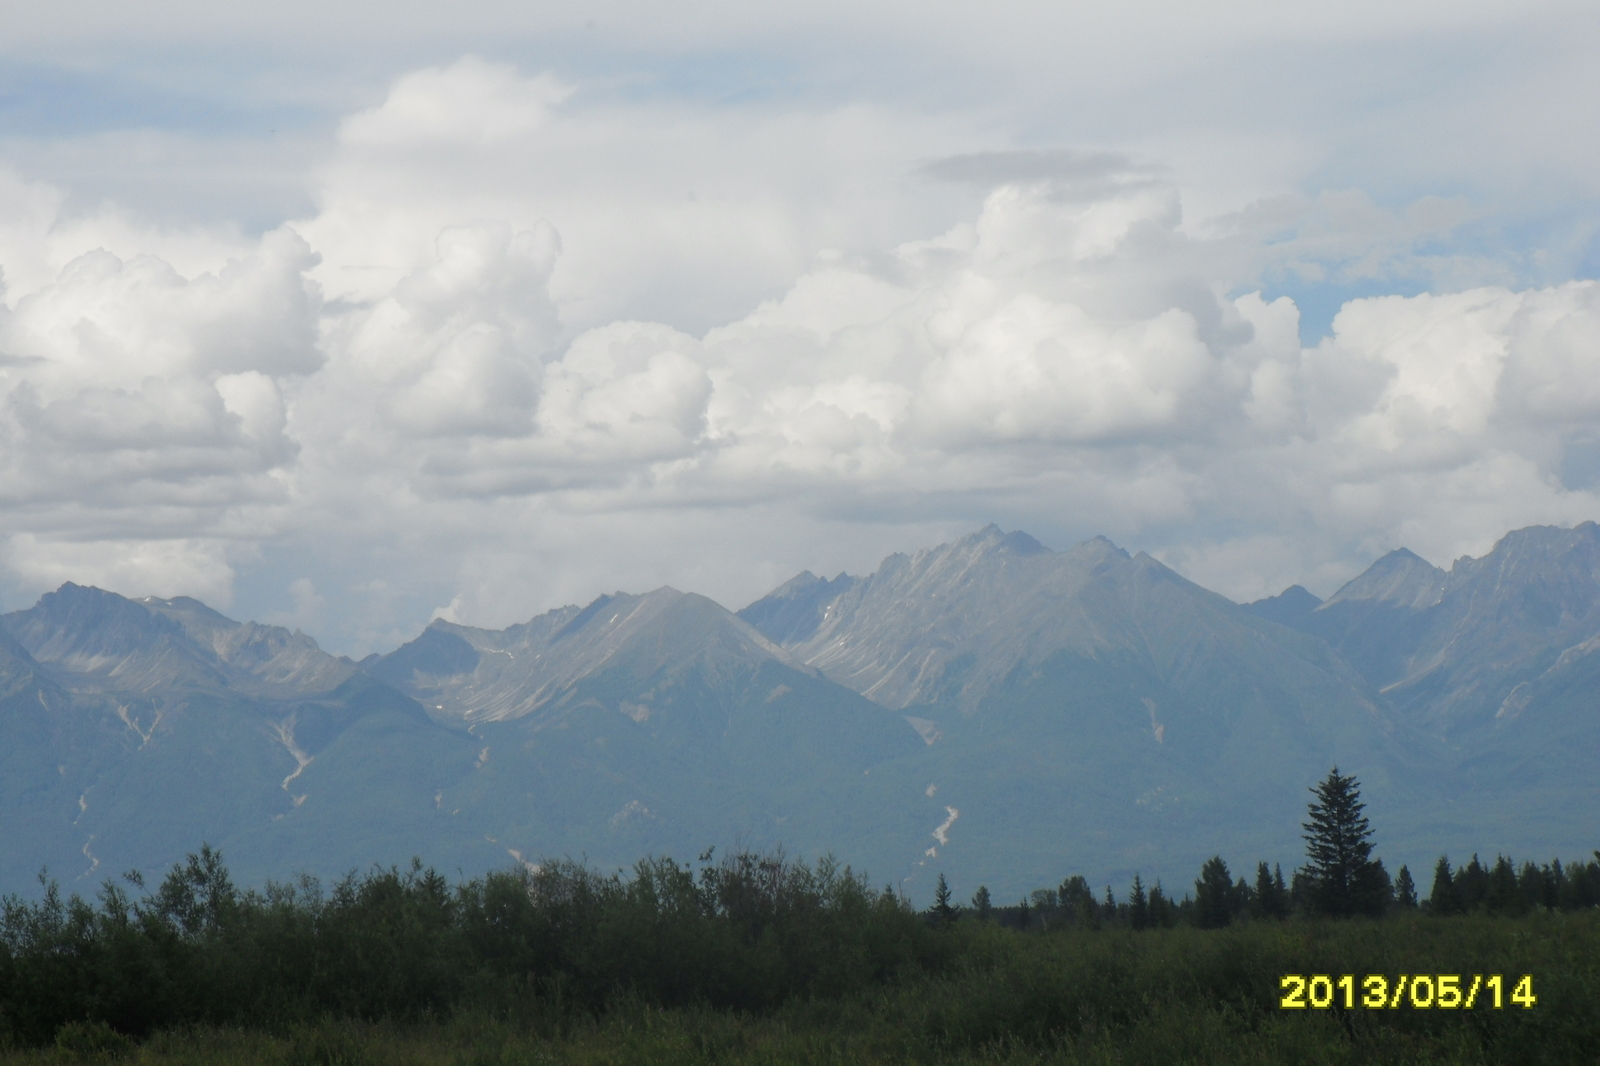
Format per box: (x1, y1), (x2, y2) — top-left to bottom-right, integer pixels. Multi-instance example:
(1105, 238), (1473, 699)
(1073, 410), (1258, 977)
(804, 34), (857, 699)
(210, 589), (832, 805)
(942, 850), (1600, 933)
(936, 769), (1600, 930)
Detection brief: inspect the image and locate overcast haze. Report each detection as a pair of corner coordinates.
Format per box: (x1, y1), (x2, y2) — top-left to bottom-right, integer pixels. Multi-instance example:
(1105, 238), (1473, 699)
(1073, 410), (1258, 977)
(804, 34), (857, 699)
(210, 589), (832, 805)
(2, 0), (1598, 654)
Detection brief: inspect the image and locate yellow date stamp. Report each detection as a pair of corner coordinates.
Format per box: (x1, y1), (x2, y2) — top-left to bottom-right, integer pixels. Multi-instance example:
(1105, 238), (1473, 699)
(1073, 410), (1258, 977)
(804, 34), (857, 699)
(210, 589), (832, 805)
(1279, 974), (1536, 1010)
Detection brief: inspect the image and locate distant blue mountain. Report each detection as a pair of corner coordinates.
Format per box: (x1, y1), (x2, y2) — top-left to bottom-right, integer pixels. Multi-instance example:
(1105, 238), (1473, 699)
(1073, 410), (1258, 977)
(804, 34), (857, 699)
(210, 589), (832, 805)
(2, 523), (1597, 903)
(735, 571), (858, 645)
(0, 584), (497, 892)
(1243, 585), (1322, 627)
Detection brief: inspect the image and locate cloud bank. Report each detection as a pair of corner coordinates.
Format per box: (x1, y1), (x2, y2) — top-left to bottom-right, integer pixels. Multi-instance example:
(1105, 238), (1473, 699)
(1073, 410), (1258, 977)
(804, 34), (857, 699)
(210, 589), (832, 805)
(1, 59), (1597, 651)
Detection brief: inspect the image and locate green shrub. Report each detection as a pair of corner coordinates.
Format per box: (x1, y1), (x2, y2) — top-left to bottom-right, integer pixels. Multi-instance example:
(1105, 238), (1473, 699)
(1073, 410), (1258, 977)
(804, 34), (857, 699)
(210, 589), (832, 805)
(53, 1019), (132, 1060)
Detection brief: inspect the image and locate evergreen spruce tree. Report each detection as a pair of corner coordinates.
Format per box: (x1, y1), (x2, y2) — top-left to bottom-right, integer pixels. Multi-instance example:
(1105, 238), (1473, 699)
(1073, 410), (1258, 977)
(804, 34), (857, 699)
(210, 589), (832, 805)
(1394, 864), (1418, 908)
(1270, 864), (1289, 918)
(932, 873), (956, 924)
(1129, 873), (1149, 930)
(970, 884), (992, 920)
(1148, 880), (1172, 927)
(1253, 861), (1273, 918)
(1289, 869), (1310, 912)
(1457, 855), (1489, 910)
(1428, 856), (1459, 914)
(1253, 861), (1289, 919)
(1301, 766), (1388, 917)
(1518, 861), (1545, 913)
(1548, 858), (1567, 910)
(1194, 856), (1234, 929)
(1487, 856), (1522, 915)
(1370, 858), (1395, 911)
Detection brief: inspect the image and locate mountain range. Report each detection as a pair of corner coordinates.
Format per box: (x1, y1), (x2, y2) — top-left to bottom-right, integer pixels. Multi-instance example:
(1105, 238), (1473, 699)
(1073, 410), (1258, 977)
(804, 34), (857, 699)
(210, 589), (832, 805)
(1, 522), (1595, 902)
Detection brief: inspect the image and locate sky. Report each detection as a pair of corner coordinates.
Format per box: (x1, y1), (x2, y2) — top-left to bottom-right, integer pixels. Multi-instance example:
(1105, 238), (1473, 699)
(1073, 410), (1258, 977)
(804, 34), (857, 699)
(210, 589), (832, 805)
(2, 0), (1599, 655)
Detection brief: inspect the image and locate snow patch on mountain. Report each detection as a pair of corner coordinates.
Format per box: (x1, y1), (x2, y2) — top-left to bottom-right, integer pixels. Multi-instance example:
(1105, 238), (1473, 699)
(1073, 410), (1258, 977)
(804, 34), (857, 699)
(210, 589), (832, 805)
(272, 716), (313, 805)
(610, 800), (655, 826)
(933, 806), (959, 846)
(114, 702), (161, 747)
(1143, 698), (1165, 744)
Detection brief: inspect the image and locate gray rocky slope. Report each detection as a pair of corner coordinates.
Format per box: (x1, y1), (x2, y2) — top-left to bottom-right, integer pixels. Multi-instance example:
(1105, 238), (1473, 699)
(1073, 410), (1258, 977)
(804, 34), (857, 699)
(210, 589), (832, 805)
(735, 526), (1445, 894)
(0, 584), (495, 892)
(1247, 523), (1600, 854)
(1278, 523), (1600, 739)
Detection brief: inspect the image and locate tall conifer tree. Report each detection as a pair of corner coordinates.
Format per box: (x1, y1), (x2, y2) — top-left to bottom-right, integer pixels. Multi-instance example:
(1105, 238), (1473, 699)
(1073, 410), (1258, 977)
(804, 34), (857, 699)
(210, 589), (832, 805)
(1394, 865), (1418, 908)
(1129, 874), (1149, 930)
(1194, 856), (1234, 928)
(1428, 856), (1459, 914)
(1148, 880), (1172, 928)
(932, 873), (956, 924)
(970, 885), (992, 920)
(1301, 767), (1389, 917)
(1253, 861), (1289, 919)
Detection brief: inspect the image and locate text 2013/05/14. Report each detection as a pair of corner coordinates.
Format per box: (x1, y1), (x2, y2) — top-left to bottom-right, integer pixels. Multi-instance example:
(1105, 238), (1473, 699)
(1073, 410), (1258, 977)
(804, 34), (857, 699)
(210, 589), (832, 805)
(1279, 974), (1535, 1010)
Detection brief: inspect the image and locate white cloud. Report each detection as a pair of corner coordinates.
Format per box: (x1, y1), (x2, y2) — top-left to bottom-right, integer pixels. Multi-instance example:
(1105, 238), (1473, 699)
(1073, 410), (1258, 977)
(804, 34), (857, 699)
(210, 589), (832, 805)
(1, 57), (1599, 650)
(1, 534), (237, 608)
(339, 220), (560, 438)
(0, 225), (317, 531)
(294, 59), (991, 335)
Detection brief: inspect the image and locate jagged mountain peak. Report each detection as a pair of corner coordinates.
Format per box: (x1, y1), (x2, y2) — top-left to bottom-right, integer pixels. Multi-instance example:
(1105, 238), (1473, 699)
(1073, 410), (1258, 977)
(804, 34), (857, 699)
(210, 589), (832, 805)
(1, 583), (352, 697)
(373, 584), (802, 723)
(1244, 585), (1324, 627)
(762, 570), (826, 597)
(737, 570), (859, 646)
(1273, 521), (1600, 735)
(956, 523), (1053, 558)
(139, 594), (238, 631)
(866, 526), (1065, 593)
(20, 582), (185, 645)
(2, 584), (222, 691)
(1085, 534), (1131, 560)
(1322, 547), (1446, 611)
(758, 526), (1344, 715)
(1446, 521), (1600, 587)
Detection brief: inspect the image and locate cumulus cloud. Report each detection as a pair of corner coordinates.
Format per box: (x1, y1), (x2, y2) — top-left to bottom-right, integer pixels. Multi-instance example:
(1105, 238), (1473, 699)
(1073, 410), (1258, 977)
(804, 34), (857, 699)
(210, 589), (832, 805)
(337, 220), (560, 438)
(295, 58), (989, 335)
(1, 534), (237, 608)
(0, 191), (320, 605)
(2, 58), (1598, 649)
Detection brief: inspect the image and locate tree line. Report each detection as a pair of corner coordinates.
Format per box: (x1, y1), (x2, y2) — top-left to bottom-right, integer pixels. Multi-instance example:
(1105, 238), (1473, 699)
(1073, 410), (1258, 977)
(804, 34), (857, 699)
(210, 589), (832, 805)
(945, 768), (1600, 930)
(0, 847), (945, 1045)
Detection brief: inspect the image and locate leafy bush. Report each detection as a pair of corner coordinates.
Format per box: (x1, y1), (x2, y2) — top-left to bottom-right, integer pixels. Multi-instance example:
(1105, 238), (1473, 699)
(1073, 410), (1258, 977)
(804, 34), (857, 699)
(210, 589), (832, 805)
(53, 1019), (133, 1059)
